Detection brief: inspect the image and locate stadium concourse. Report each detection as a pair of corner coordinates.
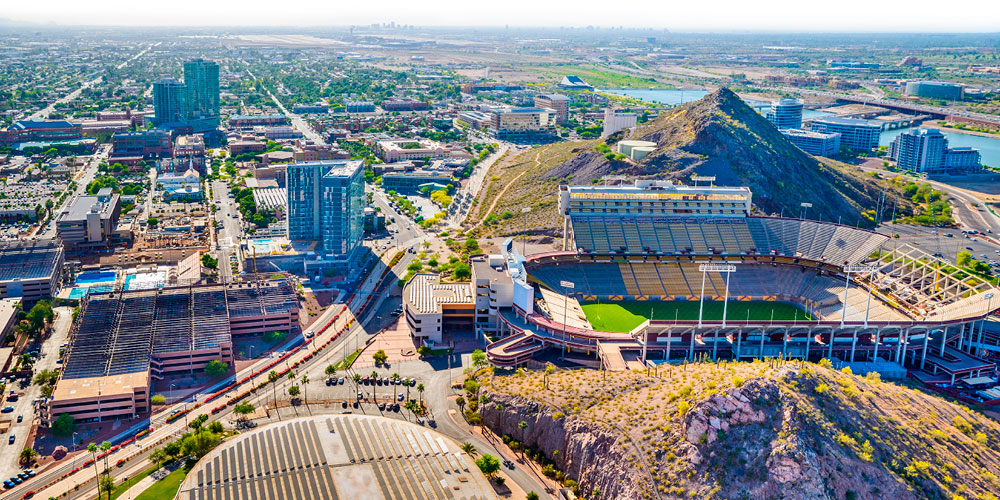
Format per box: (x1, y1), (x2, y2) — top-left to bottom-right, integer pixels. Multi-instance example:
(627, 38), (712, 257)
(484, 181), (1000, 385)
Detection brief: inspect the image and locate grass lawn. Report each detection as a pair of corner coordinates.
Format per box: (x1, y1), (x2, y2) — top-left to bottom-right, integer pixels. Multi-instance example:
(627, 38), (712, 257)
(333, 349), (362, 370)
(581, 301), (811, 333)
(109, 463), (160, 500)
(134, 467), (189, 500)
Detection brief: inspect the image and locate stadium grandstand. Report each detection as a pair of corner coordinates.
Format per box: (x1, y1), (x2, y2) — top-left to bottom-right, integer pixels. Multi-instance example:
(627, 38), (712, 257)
(46, 279), (298, 424)
(484, 181), (1000, 386)
(0, 239), (64, 301)
(176, 415), (498, 500)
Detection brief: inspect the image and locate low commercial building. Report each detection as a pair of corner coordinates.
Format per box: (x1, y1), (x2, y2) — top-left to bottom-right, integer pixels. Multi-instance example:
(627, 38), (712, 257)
(292, 140), (349, 162)
(110, 130), (172, 164)
(344, 101), (376, 113)
(457, 110), (493, 130)
(292, 103), (328, 114)
(228, 114), (288, 128)
(782, 128), (841, 157)
(490, 107), (558, 142)
(810, 117), (882, 152)
(0, 239), (63, 301)
(534, 94), (570, 125)
(174, 134), (206, 159)
(374, 138), (467, 162)
(0, 120), (83, 147)
(382, 97), (430, 112)
(56, 188), (122, 252)
(263, 126), (302, 141)
(48, 281), (298, 423)
(230, 140), (266, 156)
(403, 274), (473, 344)
(905, 81), (964, 100)
(381, 171), (454, 194)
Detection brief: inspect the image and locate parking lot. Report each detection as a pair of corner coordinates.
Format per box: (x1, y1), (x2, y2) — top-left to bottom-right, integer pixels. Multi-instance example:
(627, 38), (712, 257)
(883, 222), (1000, 267)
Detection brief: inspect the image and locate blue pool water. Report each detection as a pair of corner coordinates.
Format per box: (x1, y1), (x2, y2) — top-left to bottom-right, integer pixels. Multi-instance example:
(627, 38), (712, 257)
(252, 239), (272, 254)
(68, 285), (113, 299)
(75, 271), (116, 285)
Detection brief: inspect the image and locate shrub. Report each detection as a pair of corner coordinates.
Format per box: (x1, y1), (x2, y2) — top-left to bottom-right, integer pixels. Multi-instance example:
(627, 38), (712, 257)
(814, 384), (830, 395)
(677, 400), (691, 417)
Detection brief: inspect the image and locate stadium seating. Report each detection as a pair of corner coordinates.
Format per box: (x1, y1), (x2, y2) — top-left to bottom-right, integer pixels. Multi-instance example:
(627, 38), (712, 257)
(570, 216), (888, 266)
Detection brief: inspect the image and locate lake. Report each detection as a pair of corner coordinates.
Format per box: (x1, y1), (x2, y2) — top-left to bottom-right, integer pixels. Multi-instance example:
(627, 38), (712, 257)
(880, 127), (1000, 168)
(606, 88), (832, 119)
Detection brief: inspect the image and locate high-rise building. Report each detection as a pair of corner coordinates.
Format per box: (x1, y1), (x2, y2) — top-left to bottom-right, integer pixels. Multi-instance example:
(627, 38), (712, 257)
(602, 108), (638, 138)
(889, 128), (981, 173)
(183, 59), (220, 130)
(286, 160), (364, 259)
(152, 79), (188, 125)
(766, 98), (803, 130)
(810, 117), (882, 152)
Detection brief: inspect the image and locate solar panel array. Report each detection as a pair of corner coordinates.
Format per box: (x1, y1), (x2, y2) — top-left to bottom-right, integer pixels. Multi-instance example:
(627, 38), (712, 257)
(0, 239), (63, 282)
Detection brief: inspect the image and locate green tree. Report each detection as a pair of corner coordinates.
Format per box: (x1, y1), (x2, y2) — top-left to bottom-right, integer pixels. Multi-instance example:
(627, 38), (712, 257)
(461, 442), (477, 456)
(233, 402), (255, 421)
(88, 443), (101, 496)
(288, 385), (300, 398)
(204, 360), (229, 377)
(301, 375), (309, 404)
(453, 262), (471, 280)
(163, 441), (181, 459)
(475, 454), (501, 479)
(100, 441), (112, 474)
(518, 420), (528, 458)
(471, 349), (487, 369)
(544, 364), (555, 389)
(51, 413), (76, 437)
(189, 414), (208, 431)
(146, 217), (159, 227)
(150, 447), (167, 469)
(208, 421), (224, 434)
(957, 250), (973, 268)
(100, 475), (115, 500)
(417, 383), (425, 404)
(201, 253), (218, 270)
(527, 492), (540, 500)
(18, 447), (38, 466)
(373, 349), (388, 367)
(325, 364), (336, 376)
(268, 370), (280, 409)
(151, 394), (167, 405)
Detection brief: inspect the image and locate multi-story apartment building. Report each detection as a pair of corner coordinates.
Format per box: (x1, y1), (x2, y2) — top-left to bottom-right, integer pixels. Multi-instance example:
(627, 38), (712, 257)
(782, 128), (841, 157)
(286, 160), (364, 262)
(153, 78), (189, 126)
(889, 128), (981, 173)
(56, 188), (123, 252)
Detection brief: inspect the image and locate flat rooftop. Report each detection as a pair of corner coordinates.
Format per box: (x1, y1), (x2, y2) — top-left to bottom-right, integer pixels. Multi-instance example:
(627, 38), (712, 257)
(404, 274), (473, 314)
(62, 192), (119, 222)
(0, 239), (63, 282)
(176, 415), (498, 500)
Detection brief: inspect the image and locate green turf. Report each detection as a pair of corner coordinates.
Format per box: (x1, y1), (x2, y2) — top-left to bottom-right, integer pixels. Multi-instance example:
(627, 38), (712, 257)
(580, 301), (811, 333)
(134, 466), (189, 500)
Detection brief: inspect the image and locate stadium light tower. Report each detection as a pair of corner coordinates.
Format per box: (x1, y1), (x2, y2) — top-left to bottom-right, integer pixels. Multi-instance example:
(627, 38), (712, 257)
(800, 202), (813, 220)
(560, 280), (574, 360)
(693, 263), (736, 360)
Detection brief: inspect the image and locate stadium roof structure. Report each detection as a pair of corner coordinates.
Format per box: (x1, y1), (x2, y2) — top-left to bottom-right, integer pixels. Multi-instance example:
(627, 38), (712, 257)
(560, 75), (594, 90)
(176, 415), (498, 500)
(404, 274), (473, 314)
(0, 239), (63, 282)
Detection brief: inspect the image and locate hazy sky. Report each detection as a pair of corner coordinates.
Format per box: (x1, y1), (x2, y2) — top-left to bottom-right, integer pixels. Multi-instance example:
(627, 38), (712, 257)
(5, 0), (1000, 31)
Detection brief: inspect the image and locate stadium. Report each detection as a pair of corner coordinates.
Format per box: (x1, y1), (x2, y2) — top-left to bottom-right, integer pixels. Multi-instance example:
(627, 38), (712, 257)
(485, 180), (1000, 384)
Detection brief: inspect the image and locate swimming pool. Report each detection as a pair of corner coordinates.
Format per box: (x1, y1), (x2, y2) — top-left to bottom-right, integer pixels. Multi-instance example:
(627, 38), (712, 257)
(68, 285), (114, 299)
(76, 271), (116, 285)
(124, 272), (167, 291)
(252, 239), (272, 254)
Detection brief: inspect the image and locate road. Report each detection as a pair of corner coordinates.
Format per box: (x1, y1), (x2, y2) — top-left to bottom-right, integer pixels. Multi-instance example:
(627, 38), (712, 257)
(211, 181), (243, 281)
(247, 67), (326, 145)
(447, 142), (509, 228)
(0, 307), (74, 480)
(37, 143), (110, 239)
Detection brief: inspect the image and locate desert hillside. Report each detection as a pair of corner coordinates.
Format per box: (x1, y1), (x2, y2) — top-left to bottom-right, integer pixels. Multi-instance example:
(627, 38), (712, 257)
(477, 361), (1000, 500)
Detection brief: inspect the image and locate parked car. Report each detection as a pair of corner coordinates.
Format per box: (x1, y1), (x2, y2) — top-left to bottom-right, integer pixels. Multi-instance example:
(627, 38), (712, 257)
(0, 406), (13, 413)
(16, 415), (22, 423)
(397, 393), (404, 401)
(3, 480), (13, 489)
(338, 377), (344, 384)
(8, 435), (14, 444)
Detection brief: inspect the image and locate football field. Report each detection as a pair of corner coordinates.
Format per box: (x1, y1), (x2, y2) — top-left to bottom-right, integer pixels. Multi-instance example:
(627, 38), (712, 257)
(580, 301), (811, 333)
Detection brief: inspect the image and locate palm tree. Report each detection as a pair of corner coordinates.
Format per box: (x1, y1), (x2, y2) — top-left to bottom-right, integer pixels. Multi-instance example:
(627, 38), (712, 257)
(99, 441), (112, 473)
(268, 370), (280, 418)
(150, 448), (166, 470)
(391, 373), (400, 401)
(518, 421), (528, 458)
(300, 375), (309, 405)
(416, 383), (425, 405)
(460, 442), (477, 456)
(352, 373), (361, 389)
(88, 443), (100, 497)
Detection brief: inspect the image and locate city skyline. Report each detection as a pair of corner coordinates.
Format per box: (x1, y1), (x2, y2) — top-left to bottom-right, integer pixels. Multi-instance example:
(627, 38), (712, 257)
(2, 0), (1000, 32)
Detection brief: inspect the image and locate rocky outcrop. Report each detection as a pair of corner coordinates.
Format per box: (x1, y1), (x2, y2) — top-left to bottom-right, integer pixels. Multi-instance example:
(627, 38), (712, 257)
(480, 393), (649, 500)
